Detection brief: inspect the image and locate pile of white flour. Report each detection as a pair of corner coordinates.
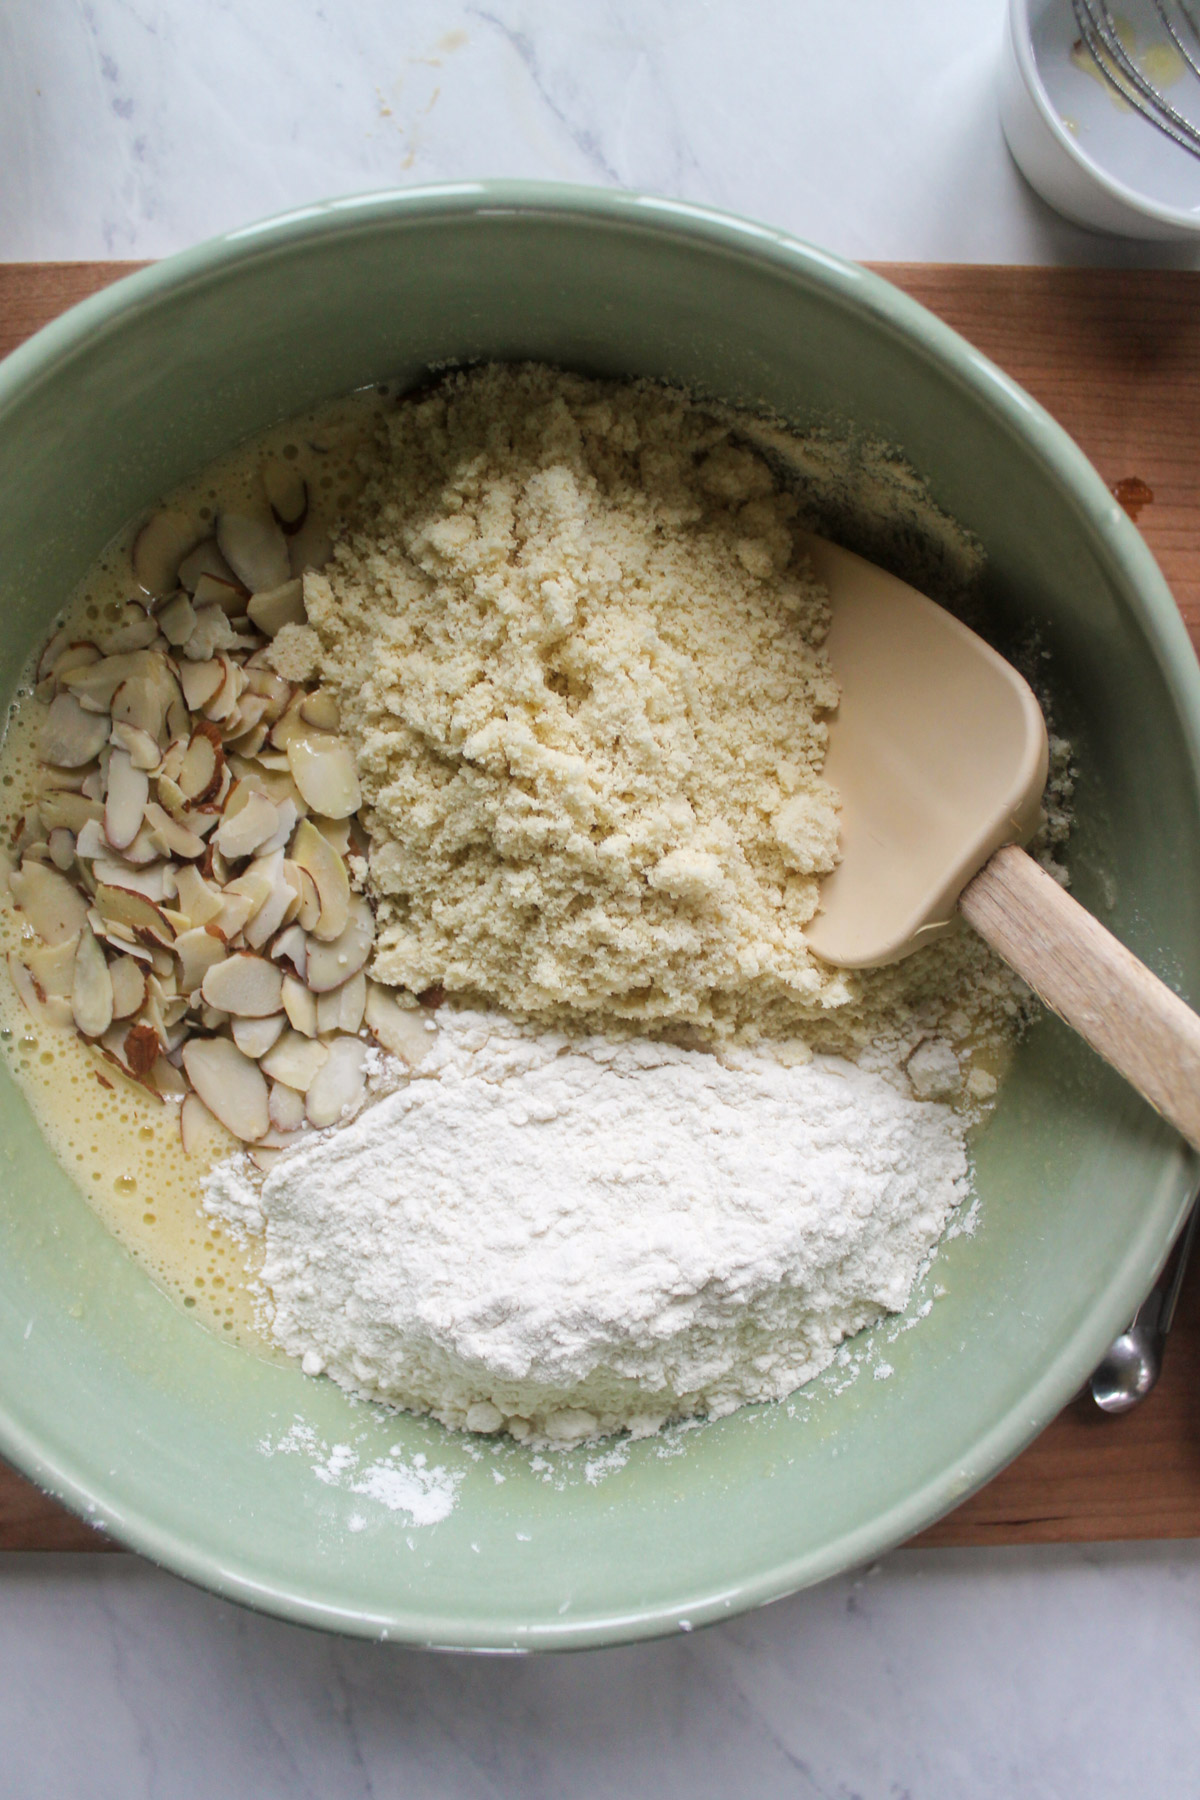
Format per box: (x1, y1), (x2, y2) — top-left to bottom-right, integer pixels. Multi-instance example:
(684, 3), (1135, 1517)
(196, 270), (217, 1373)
(204, 1010), (972, 1447)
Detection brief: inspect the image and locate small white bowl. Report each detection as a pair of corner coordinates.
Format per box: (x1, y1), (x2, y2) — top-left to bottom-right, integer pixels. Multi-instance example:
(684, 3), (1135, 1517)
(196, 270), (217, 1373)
(1000, 0), (1200, 239)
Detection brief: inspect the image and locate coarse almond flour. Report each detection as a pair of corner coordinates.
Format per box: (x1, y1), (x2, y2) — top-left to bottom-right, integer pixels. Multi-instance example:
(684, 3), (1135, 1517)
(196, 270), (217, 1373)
(300, 363), (1033, 1056)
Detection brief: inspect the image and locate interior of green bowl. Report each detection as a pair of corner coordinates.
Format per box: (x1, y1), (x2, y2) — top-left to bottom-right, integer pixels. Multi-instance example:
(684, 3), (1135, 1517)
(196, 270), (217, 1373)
(2, 183), (1199, 1649)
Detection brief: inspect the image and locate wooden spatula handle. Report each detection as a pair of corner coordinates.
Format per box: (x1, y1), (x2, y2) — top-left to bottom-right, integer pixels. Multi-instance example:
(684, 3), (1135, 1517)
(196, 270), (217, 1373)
(959, 844), (1200, 1156)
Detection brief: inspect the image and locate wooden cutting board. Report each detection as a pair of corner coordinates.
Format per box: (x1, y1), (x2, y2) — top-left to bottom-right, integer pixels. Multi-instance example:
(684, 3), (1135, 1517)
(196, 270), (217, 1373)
(1, 260), (1199, 1553)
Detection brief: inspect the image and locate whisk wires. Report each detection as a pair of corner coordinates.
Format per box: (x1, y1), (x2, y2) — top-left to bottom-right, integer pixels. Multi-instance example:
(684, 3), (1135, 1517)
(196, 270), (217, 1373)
(1071, 0), (1200, 158)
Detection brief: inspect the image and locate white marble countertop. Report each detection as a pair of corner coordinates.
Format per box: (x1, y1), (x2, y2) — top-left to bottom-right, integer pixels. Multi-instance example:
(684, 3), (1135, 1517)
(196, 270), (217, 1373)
(2, 2), (1199, 1795)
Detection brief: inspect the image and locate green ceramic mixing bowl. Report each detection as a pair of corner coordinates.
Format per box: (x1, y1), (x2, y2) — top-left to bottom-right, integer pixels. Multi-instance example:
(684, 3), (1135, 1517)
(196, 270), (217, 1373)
(2, 183), (1198, 1648)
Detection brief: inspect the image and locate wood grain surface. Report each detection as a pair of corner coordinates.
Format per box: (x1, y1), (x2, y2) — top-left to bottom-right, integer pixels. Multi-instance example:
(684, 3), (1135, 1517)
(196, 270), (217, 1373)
(2, 259), (1199, 1554)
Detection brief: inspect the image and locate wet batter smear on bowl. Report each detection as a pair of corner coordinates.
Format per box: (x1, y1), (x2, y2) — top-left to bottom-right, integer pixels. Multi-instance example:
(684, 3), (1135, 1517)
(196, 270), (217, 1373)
(0, 365), (1073, 1445)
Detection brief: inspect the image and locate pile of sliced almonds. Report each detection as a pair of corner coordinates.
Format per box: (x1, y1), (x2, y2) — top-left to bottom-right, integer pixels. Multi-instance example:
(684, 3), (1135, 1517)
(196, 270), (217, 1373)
(5, 480), (431, 1167)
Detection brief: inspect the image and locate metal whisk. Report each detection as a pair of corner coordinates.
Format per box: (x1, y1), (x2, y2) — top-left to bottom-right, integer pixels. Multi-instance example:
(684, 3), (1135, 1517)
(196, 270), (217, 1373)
(1072, 0), (1200, 158)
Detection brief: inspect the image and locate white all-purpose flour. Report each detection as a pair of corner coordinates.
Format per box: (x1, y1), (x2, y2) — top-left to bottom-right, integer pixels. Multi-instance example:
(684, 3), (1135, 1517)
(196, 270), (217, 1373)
(205, 1009), (972, 1447)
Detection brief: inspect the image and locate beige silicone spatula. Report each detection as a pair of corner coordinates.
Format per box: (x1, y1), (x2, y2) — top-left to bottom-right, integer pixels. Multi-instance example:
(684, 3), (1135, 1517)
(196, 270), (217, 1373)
(801, 532), (1200, 1155)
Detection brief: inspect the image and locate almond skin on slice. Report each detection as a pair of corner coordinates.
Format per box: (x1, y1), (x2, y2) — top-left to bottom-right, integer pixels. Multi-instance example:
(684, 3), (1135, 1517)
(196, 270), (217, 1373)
(305, 892), (373, 992)
(260, 1029), (328, 1092)
(172, 863), (225, 929)
(305, 1036), (367, 1128)
(201, 951), (284, 1018)
(182, 1036), (270, 1143)
(364, 982), (435, 1066)
(285, 732), (361, 820)
(41, 692), (111, 768)
(93, 881), (176, 946)
(178, 538), (242, 596)
(11, 859), (91, 945)
(71, 927), (114, 1039)
(289, 818), (349, 942)
(217, 512), (291, 594)
(110, 721), (163, 772)
(177, 723), (225, 804)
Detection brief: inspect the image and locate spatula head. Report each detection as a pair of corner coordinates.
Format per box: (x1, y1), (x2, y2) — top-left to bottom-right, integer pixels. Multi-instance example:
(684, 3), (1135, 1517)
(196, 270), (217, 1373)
(803, 534), (1049, 969)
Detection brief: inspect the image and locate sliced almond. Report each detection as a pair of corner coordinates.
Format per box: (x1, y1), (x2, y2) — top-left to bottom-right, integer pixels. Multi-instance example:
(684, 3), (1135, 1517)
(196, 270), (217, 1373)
(255, 795), (298, 857)
(270, 922), (308, 978)
(38, 790), (101, 836)
(181, 1037), (269, 1143)
(216, 791), (279, 862)
(10, 859), (90, 945)
(192, 572), (250, 618)
(104, 748), (150, 851)
(217, 511), (291, 594)
(263, 461), (309, 532)
(247, 578), (306, 637)
(174, 925), (230, 993)
(132, 510), (200, 598)
(179, 1091), (232, 1157)
(45, 641), (102, 690)
(91, 858), (175, 905)
(47, 827), (75, 871)
(110, 675), (167, 744)
(178, 538), (241, 596)
(298, 688), (340, 732)
(109, 955), (147, 1019)
(41, 692), (110, 767)
(364, 983), (434, 1065)
(222, 693), (271, 743)
(232, 1012), (286, 1059)
(74, 817), (108, 862)
(316, 970), (366, 1037)
(24, 935), (80, 999)
(288, 517), (333, 577)
(286, 732), (360, 819)
(93, 882), (175, 945)
(212, 888), (258, 942)
(143, 801), (205, 861)
(155, 591), (197, 648)
(37, 628), (74, 685)
(201, 951), (284, 1018)
(71, 927), (114, 1039)
(149, 1056), (188, 1098)
(172, 863), (225, 929)
(305, 1036), (367, 1128)
(267, 692), (309, 752)
(123, 1021), (163, 1077)
(239, 851), (294, 950)
(182, 605), (239, 662)
(62, 650), (155, 714)
(280, 973), (318, 1038)
(289, 818), (350, 942)
(202, 655), (246, 724)
(7, 953), (44, 1017)
(110, 720), (162, 772)
(311, 815), (352, 857)
(293, 865), (321, 932)
(305, 892), (372, 992)
(268, 1079), (307, 1133)
(260, 1029), (328, 1092)
(100, 602), (160, 654)
(177, 724), (224, 803)
(178, 659), (224, 712)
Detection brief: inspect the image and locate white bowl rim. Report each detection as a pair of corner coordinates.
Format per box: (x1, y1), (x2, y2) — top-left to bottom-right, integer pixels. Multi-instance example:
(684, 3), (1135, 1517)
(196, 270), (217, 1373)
(1008, 0), (1200, 233)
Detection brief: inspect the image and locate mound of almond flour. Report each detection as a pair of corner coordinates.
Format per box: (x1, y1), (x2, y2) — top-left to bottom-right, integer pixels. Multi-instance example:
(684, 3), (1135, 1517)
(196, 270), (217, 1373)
(301, 364), (1046, 1057)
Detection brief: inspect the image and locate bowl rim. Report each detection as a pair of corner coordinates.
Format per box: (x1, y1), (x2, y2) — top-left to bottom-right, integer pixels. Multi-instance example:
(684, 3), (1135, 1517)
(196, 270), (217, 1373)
(3, 179), (1200, 1647)
(1006, 0), (1200, 234)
